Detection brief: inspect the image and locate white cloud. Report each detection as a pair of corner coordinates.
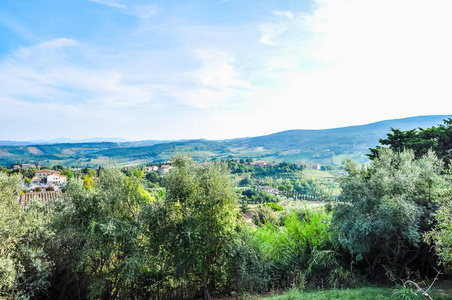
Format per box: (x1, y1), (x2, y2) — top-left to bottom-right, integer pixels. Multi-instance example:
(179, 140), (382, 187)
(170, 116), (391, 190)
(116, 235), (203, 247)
(132, 5), (158, 19)
(252, 0), (452, 130)
(273, 11), (294, 19)
(259, 23), (285, 45)
(89, 0), (126, 9)
(15, 38), (78, 58)
(167, 50), (256, 109)
(194, 50), (253, 90)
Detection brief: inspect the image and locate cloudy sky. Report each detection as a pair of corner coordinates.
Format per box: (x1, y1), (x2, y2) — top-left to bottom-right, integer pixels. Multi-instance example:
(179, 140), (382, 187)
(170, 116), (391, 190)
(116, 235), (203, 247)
(1, 0), (451, 141)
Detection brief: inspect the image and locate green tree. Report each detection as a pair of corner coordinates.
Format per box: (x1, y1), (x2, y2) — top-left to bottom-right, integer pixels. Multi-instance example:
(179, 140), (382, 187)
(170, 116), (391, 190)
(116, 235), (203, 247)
(145, 171), (160, 183)
(61, 169), (74, 180)
(49, 165), (153, 299)
(369, 118), (452, 166)
(331, 148), (445, 278)
(240, 200), (250, 214)
(157, 156), (238, 299)
(0, 172), (53, 298)
(425, 173), (452, 267)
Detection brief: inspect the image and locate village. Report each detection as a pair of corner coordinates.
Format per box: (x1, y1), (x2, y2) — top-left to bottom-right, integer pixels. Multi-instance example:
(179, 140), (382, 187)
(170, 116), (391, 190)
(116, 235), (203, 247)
(11, 159), (329, 208)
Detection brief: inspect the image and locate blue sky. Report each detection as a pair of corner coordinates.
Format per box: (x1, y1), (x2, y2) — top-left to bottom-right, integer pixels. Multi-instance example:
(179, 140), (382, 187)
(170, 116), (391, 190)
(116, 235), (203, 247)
(1, 0), (452, 141)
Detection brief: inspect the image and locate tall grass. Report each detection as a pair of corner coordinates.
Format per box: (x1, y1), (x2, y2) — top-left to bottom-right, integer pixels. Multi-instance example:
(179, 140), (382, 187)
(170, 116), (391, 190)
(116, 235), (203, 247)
(251, 208), (355, 290)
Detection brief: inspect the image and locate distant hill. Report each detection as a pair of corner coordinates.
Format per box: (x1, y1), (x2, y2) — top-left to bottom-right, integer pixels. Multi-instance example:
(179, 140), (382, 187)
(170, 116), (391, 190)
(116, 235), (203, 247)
(0, 137), (128, 146)
(233, 115), (452, 150)
(1, 115), (450, 167)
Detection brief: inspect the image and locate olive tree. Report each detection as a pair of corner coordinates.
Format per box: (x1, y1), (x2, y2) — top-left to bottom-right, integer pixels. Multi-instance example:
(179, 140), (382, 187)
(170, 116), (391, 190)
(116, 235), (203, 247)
(151, 156), (238, 299)
(331, 148), (445, 278)
(49, 164), (153, 299)
(0, 172), (53, 299)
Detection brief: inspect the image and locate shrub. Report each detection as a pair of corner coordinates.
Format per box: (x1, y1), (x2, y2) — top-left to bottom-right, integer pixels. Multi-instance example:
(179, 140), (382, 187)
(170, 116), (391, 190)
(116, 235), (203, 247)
(264, 202), (283, 211)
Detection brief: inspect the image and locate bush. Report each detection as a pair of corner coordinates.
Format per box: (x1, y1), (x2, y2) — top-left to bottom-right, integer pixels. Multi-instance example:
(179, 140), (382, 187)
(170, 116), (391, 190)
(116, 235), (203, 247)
(264, 202), (283, 211)
(252, 206), (278, 226)
(252, 209), (354, 290)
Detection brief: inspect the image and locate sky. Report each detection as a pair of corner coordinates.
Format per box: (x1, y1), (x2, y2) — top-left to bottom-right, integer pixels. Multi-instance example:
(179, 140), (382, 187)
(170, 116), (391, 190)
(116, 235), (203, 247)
(1, 0), (452, 141)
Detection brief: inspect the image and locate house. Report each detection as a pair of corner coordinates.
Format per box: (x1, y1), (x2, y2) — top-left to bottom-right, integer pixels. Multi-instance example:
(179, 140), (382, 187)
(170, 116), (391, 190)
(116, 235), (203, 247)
(158, 165), (173, 174)
(256, 185), (279, 194)
(252, 161), (268, 167)
(36, 169), (60, 180)
(22, 163), (38, 169)
(311, 163), (321, 170)
(144, 166), (158, 172)
(13, 164), (21, 170)
(47, 173), (67, 185)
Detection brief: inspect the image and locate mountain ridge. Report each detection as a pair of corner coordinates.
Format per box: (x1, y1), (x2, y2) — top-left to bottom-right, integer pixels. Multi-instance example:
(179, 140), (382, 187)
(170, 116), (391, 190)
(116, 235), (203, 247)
(1, 114), (451, 167)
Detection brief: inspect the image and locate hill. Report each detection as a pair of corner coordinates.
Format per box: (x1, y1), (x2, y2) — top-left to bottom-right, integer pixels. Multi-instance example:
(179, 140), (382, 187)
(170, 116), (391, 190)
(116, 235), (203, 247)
(0, 115), (450, 167)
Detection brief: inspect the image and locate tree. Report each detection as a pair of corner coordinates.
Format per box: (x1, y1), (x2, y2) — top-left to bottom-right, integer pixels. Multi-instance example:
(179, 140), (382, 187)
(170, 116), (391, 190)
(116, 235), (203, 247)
(369, 118), (452, 166)
(0, 172), (53, 298)
(49, 164), (153, 299)
(145, 171), (160, 183)
(331, 148), (445, 278)
(157, 156), (238, 299)
(425, 173), (452, 266)
(240, 200), (250, 214)
(61, 169), (74, 180)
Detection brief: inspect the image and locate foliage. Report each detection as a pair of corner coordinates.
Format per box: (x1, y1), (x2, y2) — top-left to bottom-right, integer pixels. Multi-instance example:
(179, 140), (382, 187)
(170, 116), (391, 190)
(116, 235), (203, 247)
(392, 285), (424, 300)
(253, 209), (353, 290)
(145, 155), (239, 299)
(252, 206), (278, 226)
(0, 172), (54, 299)
(48, 164), (153, 299)
(263, 202), (283, 211)
(240, 200), (250, 214)
(369, 118), (452, 166)
(424, 172), (452, 268)
(331, 148), (446, 278)
(242, 189), (279, 204)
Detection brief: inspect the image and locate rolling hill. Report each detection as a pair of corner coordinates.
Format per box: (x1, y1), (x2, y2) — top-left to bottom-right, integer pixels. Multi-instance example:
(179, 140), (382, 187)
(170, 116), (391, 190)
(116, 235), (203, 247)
(1, 115), (450, 167)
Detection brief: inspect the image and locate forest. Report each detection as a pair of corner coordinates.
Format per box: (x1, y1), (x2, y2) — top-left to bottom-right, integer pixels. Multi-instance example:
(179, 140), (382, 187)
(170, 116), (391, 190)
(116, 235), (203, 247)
(1, 121), (452, 300)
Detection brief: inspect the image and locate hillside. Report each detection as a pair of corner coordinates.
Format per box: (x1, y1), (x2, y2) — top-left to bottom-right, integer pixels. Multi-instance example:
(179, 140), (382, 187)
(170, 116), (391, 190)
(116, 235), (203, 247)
(0, 115), (450, 167)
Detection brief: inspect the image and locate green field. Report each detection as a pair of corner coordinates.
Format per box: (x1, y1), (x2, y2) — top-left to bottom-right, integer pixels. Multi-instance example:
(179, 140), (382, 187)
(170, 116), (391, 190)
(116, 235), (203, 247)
(260, 285), (452, 300)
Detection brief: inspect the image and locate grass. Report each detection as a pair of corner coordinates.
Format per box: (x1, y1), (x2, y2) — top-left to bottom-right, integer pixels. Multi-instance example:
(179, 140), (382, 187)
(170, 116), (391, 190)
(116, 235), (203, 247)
(259, 285), (452, 300)
(262, 287), (392, 300)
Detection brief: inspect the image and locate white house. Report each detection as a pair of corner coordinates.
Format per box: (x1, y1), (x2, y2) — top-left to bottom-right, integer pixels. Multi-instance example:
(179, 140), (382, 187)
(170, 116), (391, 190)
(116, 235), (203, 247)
(46, 173), (67, 185)
(158, 165), (173, 174)
(311, 163), (321, 170)
(251, 161), (268, 167)
(144, 166), (158, 172)
(256, 185), (280, 194)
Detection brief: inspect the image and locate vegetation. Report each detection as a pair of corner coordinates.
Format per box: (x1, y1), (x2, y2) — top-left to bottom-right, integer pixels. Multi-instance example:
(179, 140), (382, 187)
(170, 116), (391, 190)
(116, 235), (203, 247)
(369, 118), (452, 166)
(331, 148), (445, 279)
(2, 117), (452, 299)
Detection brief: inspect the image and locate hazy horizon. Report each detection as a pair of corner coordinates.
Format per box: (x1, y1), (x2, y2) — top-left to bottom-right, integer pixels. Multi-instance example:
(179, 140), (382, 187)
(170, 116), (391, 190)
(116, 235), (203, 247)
(2, 113), (451, 143)
(1, 0), (452, 141)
